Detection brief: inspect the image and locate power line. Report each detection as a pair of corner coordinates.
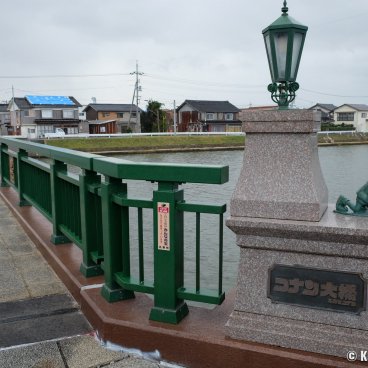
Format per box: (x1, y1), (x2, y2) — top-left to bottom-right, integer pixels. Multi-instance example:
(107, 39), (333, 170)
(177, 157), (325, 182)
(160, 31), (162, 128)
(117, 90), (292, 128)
(0, 73), (131, 79)
(300, 88), (368, 98)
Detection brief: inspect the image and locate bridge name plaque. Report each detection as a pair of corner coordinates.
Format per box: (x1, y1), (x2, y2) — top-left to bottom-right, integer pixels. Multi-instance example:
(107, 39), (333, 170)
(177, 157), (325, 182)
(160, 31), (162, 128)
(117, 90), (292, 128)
(268, 265), (367, 314)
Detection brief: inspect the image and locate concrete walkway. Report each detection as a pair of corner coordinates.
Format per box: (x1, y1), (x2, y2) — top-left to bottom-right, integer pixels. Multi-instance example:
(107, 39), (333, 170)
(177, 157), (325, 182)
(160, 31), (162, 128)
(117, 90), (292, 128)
(0, 197), (180, 368)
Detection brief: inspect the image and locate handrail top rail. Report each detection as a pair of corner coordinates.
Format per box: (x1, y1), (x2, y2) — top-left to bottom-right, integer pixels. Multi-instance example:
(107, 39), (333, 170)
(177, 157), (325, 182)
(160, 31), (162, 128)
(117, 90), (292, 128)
(0, 137), (101, 170)
(93, 157), (229, 184)
(0, 137), (229, 185)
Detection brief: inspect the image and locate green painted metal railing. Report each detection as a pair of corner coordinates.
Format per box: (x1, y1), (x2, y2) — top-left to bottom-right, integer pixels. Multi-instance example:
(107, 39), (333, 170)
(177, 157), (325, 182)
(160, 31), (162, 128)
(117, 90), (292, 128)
(0, 137), (229, 324)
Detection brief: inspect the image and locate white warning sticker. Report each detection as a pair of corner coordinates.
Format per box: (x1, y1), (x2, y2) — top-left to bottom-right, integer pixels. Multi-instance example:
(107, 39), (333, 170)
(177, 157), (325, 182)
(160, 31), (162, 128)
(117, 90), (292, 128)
(157, 202), (170, 251)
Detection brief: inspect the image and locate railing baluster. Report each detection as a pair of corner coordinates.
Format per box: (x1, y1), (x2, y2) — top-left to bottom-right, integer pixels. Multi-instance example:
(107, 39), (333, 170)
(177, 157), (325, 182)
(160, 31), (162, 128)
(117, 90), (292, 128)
(50, 160), (70, 244)
(138, 207), (144, 283)
(0, 143), (9, 187)
(16, 149), (30, 207)
(101, 176), (134, 302)
(196, 212), (201, 293)
(79, 169), (103, 277)
(218, 213), (223, 295)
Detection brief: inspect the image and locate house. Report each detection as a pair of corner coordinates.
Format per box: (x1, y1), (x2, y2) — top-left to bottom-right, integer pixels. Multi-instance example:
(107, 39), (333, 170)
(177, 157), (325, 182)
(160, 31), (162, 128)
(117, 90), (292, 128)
(333, 104), (368, 132)
(176, 100), (241, 132)
(7, 95), (81, 138)
(0, 103), (11, 135)
(83, 104), (143, 133)
(309, 103), (337, 124)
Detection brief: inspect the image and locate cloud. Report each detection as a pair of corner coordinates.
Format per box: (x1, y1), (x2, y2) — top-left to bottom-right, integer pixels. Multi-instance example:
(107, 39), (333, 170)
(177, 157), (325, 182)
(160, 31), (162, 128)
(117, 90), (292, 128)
(1, 0), (368, 107)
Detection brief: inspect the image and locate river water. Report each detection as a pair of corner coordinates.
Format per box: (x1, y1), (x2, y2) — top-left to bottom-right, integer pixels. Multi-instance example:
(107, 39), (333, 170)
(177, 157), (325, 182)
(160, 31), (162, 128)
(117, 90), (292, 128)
(110, 145), (368, 293)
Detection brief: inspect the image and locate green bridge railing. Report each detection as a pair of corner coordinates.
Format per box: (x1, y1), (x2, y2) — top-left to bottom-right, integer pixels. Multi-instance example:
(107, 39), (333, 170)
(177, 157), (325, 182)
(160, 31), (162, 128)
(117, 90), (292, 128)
(0, 137), (229, 324)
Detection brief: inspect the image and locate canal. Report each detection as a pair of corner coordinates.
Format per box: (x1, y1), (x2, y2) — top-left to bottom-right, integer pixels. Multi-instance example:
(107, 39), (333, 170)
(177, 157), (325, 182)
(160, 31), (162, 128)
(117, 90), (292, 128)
(109, 145), (368, 295)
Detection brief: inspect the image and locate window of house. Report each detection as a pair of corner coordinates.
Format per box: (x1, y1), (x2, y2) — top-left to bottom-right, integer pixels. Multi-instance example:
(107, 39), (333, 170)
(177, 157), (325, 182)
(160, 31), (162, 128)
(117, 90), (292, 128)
(337, 112), (354, 121)
(63, 110), (75, 118)
(206, 113), (214, 120)
(117, 112), (125, 118)
(67, 127), (79, 134)
(362, 113), (367, 118)
(102, 112), (110, 117)
(38, 125), (54, 137)
(225, 113), (233, 120)
(41, 110), (53, 118)
(24, 110), (29, 117)
(131, 112), (137, 118)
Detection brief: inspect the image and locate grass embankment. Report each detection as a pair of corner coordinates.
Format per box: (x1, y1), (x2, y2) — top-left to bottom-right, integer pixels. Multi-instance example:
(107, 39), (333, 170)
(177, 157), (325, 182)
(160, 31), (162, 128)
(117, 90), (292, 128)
(318, 132), (368, 145)
(45, 133), (368, 153)
(45, 135), (245, 153)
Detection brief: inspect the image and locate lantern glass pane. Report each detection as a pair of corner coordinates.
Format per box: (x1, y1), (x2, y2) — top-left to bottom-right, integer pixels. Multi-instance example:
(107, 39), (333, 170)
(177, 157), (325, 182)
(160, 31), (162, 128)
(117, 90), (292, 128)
(291, 32), (303, 79)
(274, 32), (288, 80)
(264, 34), (274, 80)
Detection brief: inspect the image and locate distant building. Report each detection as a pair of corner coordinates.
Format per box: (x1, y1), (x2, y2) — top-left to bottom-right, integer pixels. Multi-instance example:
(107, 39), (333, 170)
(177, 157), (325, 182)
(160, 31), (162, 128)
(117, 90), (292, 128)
(309, 103), (337, 124)
(0, 103), (11, 135)
(176, 100), (241, 132)
(7, 95), (81, 138)
(78, 106), (87, 120)
(83, 104), (143, 133)
(87, 120), (117, 134)
(333, 104), (368, 132)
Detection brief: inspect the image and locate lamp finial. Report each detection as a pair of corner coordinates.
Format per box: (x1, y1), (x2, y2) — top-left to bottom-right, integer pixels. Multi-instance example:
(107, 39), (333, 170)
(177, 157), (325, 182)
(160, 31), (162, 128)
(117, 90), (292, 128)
(282, 1), (288, 14)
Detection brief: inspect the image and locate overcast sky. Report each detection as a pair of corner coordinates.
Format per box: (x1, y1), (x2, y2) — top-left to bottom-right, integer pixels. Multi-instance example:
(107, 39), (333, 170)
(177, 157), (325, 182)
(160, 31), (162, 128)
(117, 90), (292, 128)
(1, 0), (367, 109)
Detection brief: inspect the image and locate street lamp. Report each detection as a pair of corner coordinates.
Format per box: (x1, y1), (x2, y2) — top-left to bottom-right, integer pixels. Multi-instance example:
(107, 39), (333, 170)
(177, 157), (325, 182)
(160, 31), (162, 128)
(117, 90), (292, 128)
(262, 1), (308, 109)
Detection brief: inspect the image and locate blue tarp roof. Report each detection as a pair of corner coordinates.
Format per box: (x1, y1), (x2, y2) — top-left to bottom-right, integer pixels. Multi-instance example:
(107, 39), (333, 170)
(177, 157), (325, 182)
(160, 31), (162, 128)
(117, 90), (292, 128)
(25, 95), (74, 106)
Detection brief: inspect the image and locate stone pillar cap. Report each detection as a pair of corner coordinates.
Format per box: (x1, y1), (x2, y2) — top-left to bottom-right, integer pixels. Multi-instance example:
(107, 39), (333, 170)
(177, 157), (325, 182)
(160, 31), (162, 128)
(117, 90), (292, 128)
(240, 109), (321, 133)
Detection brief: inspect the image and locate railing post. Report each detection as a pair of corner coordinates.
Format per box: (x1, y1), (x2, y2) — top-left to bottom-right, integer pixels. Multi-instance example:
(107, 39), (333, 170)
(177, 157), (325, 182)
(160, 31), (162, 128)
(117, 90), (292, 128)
(79, 169), (103, 277)
(50, 159), (70, 244)
(0, 143), (9, 187)
(16, 149), (31, 206)
(149, 181), (188, 324)
(100, 176), (134, 302)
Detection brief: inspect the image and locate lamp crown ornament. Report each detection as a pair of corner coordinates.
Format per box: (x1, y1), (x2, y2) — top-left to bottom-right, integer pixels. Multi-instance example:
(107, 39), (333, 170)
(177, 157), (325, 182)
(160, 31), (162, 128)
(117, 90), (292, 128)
(282, 0), (288, 14)
(262, 1), (308, 109)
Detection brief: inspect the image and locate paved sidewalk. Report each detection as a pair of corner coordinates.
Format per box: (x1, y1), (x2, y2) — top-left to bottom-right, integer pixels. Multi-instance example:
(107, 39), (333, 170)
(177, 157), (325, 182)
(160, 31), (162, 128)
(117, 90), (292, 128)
(0, 198), (180, 368)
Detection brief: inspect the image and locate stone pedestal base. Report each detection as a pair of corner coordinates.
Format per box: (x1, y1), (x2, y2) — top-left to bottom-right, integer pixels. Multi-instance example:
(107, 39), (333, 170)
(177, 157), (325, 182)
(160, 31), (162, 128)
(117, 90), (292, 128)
(226, 206), (368, 358)
(232, 110), (328, 221)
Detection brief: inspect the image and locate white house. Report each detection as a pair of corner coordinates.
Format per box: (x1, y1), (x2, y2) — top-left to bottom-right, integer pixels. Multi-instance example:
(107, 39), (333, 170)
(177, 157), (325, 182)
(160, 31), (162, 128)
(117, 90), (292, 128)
(333, 104), (368, 132)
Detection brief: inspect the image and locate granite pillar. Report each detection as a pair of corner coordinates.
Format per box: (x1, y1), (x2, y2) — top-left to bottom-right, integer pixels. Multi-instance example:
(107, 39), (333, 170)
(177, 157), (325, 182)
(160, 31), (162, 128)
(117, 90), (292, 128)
(226, 109), (368, 358)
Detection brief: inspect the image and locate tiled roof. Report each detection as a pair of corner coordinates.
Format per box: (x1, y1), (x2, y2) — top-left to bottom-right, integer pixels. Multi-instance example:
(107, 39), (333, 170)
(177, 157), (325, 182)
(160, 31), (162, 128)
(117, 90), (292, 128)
(342, 104), (368, 111)
(178, 100), (240, 113)
(13, 98), (31, 109)
(0, 104), (8, 112)
(309, 103), (337, 111)
(84, 104), (143, 113)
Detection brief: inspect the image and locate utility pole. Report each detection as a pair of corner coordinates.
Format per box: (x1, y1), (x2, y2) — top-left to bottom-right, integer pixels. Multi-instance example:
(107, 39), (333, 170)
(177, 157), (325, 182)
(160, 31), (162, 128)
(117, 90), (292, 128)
(128, 60), (143, 132)
(157, 109), (160, 133)
(173, 100), (177, 134)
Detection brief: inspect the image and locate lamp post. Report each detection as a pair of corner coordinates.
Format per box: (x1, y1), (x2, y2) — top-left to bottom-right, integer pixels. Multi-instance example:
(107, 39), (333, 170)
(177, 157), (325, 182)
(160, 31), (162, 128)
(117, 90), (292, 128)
(262, 1), (308, 109)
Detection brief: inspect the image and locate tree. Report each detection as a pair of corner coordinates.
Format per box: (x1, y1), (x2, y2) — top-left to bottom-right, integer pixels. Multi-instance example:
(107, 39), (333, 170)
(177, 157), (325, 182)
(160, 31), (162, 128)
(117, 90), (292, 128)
(141, 100), (166, 132)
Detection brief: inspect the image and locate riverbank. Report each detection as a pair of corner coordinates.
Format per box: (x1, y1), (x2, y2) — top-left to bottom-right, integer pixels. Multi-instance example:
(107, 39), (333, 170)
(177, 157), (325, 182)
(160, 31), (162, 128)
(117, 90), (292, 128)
(44, 133), (368, 154)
